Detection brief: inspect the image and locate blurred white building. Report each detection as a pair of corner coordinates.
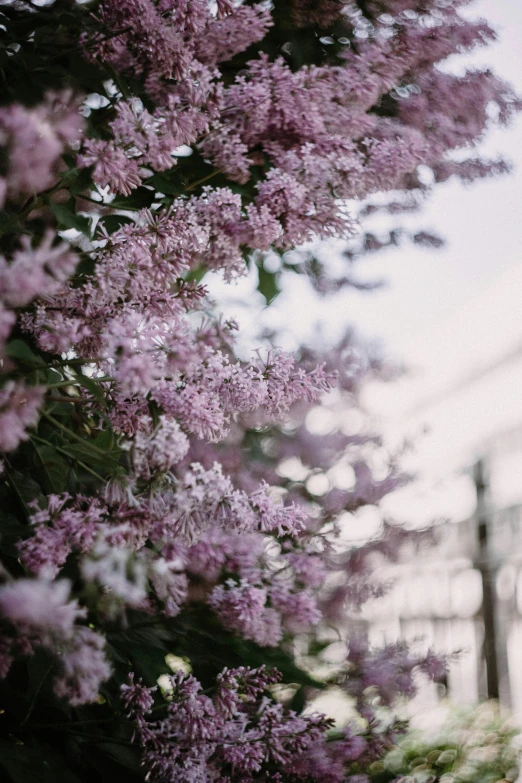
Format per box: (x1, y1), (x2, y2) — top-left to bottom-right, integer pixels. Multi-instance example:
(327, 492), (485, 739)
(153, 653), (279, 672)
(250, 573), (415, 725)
(361, 261), (522, 717)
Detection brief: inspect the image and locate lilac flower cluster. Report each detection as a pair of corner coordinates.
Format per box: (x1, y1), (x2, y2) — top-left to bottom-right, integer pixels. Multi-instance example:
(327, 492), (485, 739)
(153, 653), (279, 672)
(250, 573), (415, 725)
(0, 93), (83, 204)
(73, 0), (519, 253)
(2, 0), (513, 460)
(120, 662), (424, 783)
(0, 233), (78, 312)
(16, 470), (318, 643)
(122, 666), (334, 782)
(78, 0), (271, 194)
(0, 4), (513, 772)
(186, 329), (407, 525)
(0, 381), (45, 452)
(0, 95), (82, 449)
(21, 200), (334, 446)
(343, 637), (448, 711)
(0, 577), (110, 704)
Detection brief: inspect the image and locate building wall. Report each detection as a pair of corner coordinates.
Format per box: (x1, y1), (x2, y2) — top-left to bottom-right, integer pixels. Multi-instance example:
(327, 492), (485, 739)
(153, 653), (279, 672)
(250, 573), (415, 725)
(362, 482), (522, 717)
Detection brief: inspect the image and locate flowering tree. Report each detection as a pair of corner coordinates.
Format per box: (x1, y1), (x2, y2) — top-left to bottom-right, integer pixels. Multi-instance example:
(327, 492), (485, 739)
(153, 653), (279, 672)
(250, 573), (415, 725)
(0, 1), (518, 781)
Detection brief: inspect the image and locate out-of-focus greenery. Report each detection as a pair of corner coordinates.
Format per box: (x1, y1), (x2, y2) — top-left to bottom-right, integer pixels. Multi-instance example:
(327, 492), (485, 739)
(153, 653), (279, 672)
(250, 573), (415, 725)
(368, 702), (520, 783)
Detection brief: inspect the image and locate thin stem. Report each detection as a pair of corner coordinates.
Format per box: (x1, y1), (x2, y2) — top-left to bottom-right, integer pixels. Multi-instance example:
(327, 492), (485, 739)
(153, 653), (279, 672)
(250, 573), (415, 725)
(185, 168), (224, 192)
(3, 461), (32, 515)
(49, 357), (102, 367)
(0, 179), (66, 236)
(35, 25), (135, 66)
(46, 377), (114, 389)
(45, 379), (75, 389)
(40, 411), (107, 456)
(71, 733), (135, 747)
(29, 716), (125, 729)
(32, 727), (135, 747)
(109, 618), (180, 635)
(0, 202), (37, 236)
(70, 459), (106, 482)
(30, 435), (106, 482)
(20, 666), (54, 727)
(45, 395), (91, 405)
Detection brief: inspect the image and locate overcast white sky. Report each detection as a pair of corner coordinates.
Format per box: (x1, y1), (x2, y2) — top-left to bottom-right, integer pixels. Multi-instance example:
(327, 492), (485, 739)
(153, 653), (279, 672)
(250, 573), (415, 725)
(362, 0), (522, 523)
(338, 0), (522, 358)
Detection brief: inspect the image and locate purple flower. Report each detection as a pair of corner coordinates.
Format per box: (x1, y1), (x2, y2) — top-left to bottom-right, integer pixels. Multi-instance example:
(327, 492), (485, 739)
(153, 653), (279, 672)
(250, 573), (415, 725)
(0, 382), (45, 452)
(0, 577), (85, 637)
(121, 672), (156, 716)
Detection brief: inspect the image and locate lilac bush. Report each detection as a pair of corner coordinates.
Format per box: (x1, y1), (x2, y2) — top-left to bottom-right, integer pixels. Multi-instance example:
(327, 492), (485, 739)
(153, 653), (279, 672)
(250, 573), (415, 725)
(0, 1), (518, 781)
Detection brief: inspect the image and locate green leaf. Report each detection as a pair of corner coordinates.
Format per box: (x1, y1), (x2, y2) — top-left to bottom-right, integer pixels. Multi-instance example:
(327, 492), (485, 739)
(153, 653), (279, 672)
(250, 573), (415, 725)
(185, 265), (207, 284)
(81, 744), (143, 783)
(4, 468), (45, 514)
(92, 741), (141, 773)
(290, 685), (308, 714)
(96, 215), (135, 236)
(46, 369), (66, 386)
(125, 644), (172, 687)
(0, 209), (19, 236)
(176, 608), (324, 689)
(30, 442), (69, 495)
(257, 265), (281, 304)
(68, 167), (96, 197)
(91, 429), (118, 452)
(5, 340), (45, 368)
(51, 202), (92, 237)
(58, 442), (119, 471)
(0, 739), (83, 783)
(26, 648), (55, 703)
(0, 513), (27, 558)
(145, 172), (185, 196)
(113, 623), (174, 650)
(108, 188), (156, 211)
(72, 371), (107, 405)
(46, 401), (82, 416)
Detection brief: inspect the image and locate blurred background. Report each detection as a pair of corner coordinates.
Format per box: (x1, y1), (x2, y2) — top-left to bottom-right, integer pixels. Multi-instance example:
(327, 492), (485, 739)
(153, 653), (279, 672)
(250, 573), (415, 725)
(207, 0), (522, 725)
(359, 0), (522, 723)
